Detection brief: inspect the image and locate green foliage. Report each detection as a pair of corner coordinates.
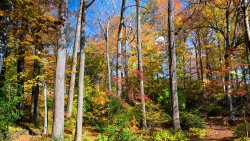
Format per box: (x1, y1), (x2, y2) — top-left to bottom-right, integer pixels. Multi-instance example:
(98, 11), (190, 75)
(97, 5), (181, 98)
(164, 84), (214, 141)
(188, 128), (207, 139)
(153, 130), (187, 141)
(97, 126), (141, 141)
(206, 103), (224, 116)
(157, 88), (187, 113)
(0, 81), (23, 139)
(180, 112), (205, 130)
(146, 102), (170, 130)
(234, 123), (250, 138)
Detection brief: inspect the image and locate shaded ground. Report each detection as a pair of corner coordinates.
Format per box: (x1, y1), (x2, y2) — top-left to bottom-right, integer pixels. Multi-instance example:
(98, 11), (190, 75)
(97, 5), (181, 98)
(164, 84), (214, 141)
(205, 117), (234, 141)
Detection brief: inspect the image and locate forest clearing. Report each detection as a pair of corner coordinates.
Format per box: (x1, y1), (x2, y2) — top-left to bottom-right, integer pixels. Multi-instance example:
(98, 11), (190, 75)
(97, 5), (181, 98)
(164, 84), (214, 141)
(0, 0), (250, 140)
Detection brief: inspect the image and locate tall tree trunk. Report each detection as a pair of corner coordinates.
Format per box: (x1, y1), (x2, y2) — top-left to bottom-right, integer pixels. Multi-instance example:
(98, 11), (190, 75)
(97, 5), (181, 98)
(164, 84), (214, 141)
(75, 0), (86, 140)
(242, 0), (250, 48)
(225, 6), (235, 124)
(0, 0), (11, 75)
(197, 32), (204, 81)
(52, 0), (68, 138)
(105, 21), (111, 91)
(43, 83), (48, 134)
(66, 0), (83, 118)
(125, 27), (129, 94)
(17, 47), (24, 109)
(117, 0), (125, 97)
(168, 0), (181, 130)
(136, 0), (147, 129)
(193, 41), (200, 79)
(31, 56), (40, 125)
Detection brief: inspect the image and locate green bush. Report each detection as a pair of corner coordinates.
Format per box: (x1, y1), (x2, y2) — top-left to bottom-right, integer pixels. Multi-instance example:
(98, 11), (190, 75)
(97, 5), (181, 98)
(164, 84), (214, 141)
(146, 102), (170, 130)
(97, 126), (141, 141)
(180, 112), (205, 130)
(157, 89), (187, 113)
(0, 81), (23, 139)
(188, 127), (207, 139)
(234, 123), (250, 138)
(153, 130), (187, 141)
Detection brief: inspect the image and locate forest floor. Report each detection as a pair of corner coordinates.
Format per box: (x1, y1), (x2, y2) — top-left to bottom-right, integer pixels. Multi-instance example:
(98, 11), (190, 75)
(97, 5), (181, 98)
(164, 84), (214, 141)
(205, 117), (234, 141)
(12, 116), (245, 141)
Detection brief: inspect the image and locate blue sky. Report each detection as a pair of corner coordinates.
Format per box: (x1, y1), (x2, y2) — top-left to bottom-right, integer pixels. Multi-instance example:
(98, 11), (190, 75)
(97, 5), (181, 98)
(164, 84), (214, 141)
(66, 0), (189, 54)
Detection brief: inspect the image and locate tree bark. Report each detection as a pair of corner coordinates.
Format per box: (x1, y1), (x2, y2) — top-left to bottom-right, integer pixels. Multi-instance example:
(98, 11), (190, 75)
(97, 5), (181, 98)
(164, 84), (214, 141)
(125, 27), (129, 94)
(75, 0), (86, 140)
(31, 57), (40, 125)
(52, 0), (68, 138)
(225, 6), (235, 124)
(168, 0), (181, 130)
(17, 47), (24, 109)
(197, 31), (204, 81)
(43, 83), (48, 134)
(66, 0), (83, 118)
(106, 21), (112, 91)
(117, 0), (126, 97)
(136, 0), (147, 129)
(242, 0), (250, 48)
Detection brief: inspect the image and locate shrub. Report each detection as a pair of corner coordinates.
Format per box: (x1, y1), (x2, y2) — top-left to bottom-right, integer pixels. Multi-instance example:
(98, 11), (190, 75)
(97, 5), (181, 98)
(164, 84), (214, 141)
(0, 81), (23, 139)
(97, 125), (141, 141)
(146, 102), (170, 130)
(153, 130), (187, 141)
(157, 89), (187, 113)
(234, 123), (250, 138)
(188, 128), (207, 139)
(180, 112), (205, 130)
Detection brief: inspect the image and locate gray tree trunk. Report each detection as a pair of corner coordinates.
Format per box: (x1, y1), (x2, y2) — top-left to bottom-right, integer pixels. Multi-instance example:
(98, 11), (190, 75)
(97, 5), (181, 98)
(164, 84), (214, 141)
(43, 83), (48, 134)
(168, 0), (181, 130)
(66, 0), (83, 118)
(117, 0), (126, 97)
(99, 19), (112, 91)
(105, 22), (112, 91)
(136, 0), (147, 129)
(75, 0), (86, 140)
(52, 0), (68, 138)
(242, 0), (250, 48)
(0, 0), (11, 74)
(125, 27), (129, 93)
(225, 6), (235, 124)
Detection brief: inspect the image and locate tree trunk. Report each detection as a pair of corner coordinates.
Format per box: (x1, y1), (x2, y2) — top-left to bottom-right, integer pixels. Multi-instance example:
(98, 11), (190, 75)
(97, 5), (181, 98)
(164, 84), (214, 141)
(242, 0), (250, 48)
(117, 0), (125, 97)
(43, 83), (48, 134)
(225, 7), (235, 124)
(124, 28), (129, 93)
(106, 21), (112, 91)
(197, 32), (204, 81)
(0, 0), (11, 75)
(31, 57), (40, 125)
(17, 47), (25, 109)
(66, 0), (83, 118)
(52, 0), (68, 138)
(168, 0), (181, 130)
(74, 0), (86, 140)
(136, 0), (147, 129)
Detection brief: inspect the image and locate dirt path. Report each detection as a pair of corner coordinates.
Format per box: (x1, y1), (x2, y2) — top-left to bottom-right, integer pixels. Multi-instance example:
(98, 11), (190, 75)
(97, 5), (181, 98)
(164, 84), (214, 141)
(205, 117), (234, 141)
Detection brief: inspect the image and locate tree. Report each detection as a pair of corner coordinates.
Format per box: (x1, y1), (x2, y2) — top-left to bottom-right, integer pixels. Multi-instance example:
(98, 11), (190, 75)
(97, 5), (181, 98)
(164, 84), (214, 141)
(116, 0), (126, 97)
(135, 0), (147, 129)
(98, 14), (112, 91)
(52, 0), (68, 138)
(66, 0), (83, 118)
(75, 0), (96, 140)
(168, 0), (181, 130)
